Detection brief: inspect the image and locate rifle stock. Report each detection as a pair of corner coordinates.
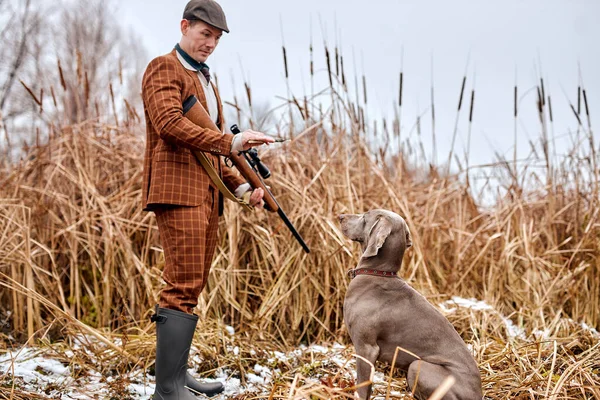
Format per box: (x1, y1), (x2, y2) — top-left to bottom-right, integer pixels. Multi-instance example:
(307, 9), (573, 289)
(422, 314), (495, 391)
(182, 95), (310, 253)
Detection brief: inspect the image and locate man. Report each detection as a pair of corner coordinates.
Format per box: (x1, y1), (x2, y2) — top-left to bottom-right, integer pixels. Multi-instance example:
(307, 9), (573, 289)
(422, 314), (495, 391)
(141, 1), (274, 398)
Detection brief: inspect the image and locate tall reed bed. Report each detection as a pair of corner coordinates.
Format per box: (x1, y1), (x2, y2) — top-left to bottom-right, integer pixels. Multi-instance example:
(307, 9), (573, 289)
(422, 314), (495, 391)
(0, 43), (598, 397)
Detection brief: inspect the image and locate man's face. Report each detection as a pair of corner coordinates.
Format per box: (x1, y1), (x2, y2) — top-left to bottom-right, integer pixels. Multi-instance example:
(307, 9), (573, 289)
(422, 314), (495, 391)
(180, 19), (222, 63)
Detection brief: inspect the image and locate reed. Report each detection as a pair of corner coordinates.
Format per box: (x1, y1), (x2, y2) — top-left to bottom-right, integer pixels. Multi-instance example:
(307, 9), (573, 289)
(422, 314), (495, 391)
(0, 43), (598, 398)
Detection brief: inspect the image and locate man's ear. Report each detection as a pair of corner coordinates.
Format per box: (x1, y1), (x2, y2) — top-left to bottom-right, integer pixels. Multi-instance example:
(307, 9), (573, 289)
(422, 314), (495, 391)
(181, 19), (189, 35)
(363, 218), (392, 258)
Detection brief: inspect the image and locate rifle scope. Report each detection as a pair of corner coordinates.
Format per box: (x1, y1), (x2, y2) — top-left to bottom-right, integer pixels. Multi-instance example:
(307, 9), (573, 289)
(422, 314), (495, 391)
(230, 124), (271, 179)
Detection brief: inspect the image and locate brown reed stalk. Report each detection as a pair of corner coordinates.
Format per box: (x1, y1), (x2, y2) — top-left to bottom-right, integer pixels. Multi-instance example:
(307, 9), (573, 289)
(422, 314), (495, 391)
(465, 87), (475, 188)
(446, 74), (467, 174)
(514, 75), (518, 178)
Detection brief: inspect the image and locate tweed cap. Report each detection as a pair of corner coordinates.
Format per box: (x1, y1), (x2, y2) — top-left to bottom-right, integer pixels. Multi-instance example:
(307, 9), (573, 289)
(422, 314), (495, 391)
(183, 0), (229, 33)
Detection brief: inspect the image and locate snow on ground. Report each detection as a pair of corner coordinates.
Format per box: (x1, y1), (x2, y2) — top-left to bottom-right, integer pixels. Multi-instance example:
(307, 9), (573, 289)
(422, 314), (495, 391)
(0, 338), (356, 399)
(1, 297), (598, 399)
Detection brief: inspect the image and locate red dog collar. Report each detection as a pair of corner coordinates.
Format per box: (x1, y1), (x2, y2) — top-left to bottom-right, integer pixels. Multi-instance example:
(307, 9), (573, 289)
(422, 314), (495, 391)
(347, 268), (398, 279)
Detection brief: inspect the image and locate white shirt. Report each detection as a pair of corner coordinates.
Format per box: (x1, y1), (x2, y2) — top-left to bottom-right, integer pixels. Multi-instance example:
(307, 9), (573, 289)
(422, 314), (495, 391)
(176, 51), (219, 123)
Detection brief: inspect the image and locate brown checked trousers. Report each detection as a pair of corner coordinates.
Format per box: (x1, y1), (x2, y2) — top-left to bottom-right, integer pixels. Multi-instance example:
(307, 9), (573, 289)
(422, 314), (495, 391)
(142, 49), (244, 314)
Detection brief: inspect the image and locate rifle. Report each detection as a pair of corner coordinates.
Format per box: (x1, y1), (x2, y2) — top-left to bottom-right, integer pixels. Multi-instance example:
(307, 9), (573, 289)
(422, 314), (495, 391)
(183, 95), (310, 254)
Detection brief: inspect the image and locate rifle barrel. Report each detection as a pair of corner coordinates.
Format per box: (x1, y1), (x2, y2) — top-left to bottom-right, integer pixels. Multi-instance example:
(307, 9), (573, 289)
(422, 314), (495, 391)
(277, 208), (310, 253)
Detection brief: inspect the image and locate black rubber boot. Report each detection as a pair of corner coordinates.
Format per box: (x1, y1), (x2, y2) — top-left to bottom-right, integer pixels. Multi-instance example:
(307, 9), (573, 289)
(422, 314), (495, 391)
(185, 372), (224, 397)
(151, 306), (199, 400)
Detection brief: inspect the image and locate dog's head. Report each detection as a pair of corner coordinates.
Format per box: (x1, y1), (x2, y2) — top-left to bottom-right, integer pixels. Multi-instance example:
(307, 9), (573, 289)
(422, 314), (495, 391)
(339, 209), (412, 259)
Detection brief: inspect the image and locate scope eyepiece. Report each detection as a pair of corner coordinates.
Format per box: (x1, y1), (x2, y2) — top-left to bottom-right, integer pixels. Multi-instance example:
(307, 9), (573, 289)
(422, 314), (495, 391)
(230, 124), (241, 134)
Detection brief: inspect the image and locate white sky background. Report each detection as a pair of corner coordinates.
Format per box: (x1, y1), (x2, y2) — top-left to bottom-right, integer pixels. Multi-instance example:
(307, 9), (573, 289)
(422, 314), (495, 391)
(117, 0), (599, 170)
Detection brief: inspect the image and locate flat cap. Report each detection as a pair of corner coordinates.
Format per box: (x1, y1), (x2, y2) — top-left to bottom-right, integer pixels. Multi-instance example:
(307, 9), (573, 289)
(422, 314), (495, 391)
(183, 0), (229, 33)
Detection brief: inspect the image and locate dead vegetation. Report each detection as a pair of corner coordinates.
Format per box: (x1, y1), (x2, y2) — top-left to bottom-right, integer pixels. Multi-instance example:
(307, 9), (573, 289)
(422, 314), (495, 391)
(0, 33), (599, 399)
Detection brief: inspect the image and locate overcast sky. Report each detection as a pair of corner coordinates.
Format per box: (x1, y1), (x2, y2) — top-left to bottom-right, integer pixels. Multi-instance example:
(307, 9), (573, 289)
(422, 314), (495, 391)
(117, 0), (599, 170)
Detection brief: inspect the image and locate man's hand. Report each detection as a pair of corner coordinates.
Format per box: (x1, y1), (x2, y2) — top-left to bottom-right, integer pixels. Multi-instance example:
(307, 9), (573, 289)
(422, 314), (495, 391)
(240, 130), (275, 150)
(248, 187), (265, 209)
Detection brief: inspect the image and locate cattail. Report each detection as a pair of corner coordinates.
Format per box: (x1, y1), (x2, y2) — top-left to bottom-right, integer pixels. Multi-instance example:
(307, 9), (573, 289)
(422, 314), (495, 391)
(57, 59), (67, 91)
(359, 106), (365, 131)
(468, 89), (475, 123)
(456, 77), (465, 112)
(84, 71), (90, 109)
(582, 89), (590, 120)
(547, 95), (553, 122)
(577, 86), (581, 114)
(282, 46), (289, 79)
(309, 43), (314, 77)
(244, 82), (252, 108)
(109, 83), (118, 127)
(335, 46), (340, 76)
(325, 46), (333, 88)
(536, 87), (543, 122)
(362, 75), (367, 104)
(50, 86), (58, 108)
(398, 72), (404, 108)
(340, 55), (346, 88)
(540, 78), (546, 106)
(76, 51), (83, 85)
(19, 80), (42, 106)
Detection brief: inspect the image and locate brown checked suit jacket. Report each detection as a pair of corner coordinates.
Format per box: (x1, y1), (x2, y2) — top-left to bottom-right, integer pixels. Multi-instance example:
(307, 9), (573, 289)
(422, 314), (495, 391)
(141, 49), (244, 213)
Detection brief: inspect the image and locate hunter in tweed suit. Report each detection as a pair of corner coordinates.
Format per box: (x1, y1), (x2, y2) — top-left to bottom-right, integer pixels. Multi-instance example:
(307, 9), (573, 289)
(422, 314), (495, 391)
(142, 1), (274, 398)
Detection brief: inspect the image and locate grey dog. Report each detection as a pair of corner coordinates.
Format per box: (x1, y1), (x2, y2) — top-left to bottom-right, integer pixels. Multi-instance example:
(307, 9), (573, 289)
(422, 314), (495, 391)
(339, 209), (482, 400)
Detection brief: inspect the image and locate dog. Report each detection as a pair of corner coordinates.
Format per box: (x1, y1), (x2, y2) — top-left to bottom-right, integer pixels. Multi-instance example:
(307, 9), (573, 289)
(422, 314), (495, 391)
(339, 209), (482, 400)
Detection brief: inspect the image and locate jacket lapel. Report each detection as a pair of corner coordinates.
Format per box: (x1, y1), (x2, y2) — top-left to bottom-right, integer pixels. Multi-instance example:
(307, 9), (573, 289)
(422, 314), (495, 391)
(185, 69), (209, 113)
(169, 50), (220, 170)
(212, 82), (224, 131)
(169, 49), (209, 113)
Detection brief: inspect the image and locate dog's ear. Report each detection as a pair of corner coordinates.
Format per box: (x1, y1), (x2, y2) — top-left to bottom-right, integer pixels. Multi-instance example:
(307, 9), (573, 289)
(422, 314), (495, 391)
(405, 221), (413, 248)
(363, 217), (392, 258)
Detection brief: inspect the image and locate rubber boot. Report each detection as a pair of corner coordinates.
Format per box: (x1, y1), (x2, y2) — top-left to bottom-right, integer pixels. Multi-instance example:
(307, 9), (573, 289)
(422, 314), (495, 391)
(151, 306), (199, 400)
(185, 372), (224, 397)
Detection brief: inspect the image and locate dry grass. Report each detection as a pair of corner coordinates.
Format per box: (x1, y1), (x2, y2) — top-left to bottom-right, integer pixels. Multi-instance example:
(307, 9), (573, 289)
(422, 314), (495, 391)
(0, 47), (599, 398)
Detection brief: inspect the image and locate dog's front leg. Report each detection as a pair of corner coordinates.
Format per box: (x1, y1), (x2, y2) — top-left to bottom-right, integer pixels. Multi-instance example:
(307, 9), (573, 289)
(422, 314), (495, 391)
(355, 344), (379, 400)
